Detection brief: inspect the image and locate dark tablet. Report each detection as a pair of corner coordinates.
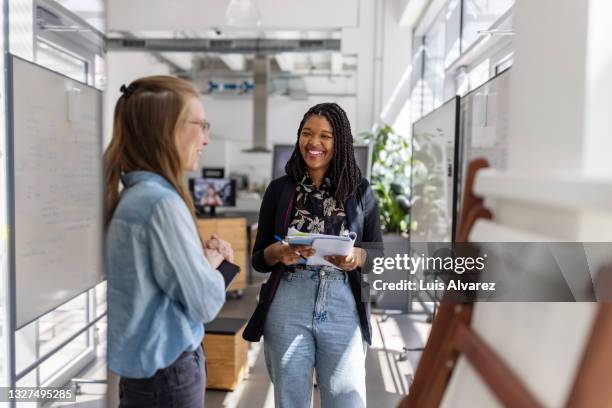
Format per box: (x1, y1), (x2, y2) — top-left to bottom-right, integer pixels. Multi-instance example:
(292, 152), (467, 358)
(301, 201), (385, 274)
(218, 260), (240, 289)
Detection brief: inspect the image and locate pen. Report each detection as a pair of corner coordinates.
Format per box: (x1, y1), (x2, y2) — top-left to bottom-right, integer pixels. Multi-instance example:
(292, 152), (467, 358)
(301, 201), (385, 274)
(274, 235), (308, 261)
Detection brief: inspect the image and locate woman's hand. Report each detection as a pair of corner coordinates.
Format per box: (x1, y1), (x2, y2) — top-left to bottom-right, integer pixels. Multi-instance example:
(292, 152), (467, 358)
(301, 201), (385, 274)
(325, 247), (366, 271)
(204, 247), (225, 269)
(264, 242), (316, 266)
(205, 234), (234, 262)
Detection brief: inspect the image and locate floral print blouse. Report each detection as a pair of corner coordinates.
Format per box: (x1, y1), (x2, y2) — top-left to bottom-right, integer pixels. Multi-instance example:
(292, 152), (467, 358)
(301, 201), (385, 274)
(289, 174), (348, 236)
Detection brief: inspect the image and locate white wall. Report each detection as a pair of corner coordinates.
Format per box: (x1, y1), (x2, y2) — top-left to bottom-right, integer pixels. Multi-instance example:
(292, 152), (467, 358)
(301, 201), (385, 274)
(108, 0), (359, 31)
(442, 0), (612, 408)
(582, 0), (612, 178)
(342, 0), (376, 132)
(380, 0), (412, 117)
(103, 52), (172, 146)
(377, 0), (414, 128)
(507, 0), (588, 175)
(104, 52), (359, 187)
(442, 1), (612, 406)
(341, 0), (413, 132)
(105, 0), (415, 181)
(493, 0), (612, 241)
(441, 303), (598, 408)
(196, 94), (357, 186)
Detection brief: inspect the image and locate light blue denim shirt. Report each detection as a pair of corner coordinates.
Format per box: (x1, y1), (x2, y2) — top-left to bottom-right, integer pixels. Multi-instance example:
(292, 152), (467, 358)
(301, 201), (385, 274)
(106, 171), (225, 378)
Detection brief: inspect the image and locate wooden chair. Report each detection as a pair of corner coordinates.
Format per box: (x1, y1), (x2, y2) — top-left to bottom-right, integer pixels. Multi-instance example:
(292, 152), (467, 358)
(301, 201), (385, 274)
(400, 158), (493, 407)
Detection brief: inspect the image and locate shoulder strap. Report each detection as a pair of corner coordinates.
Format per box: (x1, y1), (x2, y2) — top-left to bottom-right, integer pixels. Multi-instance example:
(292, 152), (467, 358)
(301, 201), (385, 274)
(274, 176), (297, 236)
(282, 188), (295, 231)
(356, 178), (367, 212)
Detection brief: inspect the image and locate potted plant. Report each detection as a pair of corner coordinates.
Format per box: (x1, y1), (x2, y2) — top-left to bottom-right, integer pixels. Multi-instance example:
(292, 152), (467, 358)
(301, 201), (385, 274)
(360, 124), (412, 310)
(360, 124), (412, 238)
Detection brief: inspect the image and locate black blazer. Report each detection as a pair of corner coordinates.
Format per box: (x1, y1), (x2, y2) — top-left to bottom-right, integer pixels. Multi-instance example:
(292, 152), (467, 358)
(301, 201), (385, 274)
(244, 175), (383, 345)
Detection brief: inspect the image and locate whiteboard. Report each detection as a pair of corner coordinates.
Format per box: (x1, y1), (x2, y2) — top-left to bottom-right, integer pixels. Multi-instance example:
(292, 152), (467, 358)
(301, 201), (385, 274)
(410, 96), (460, 243)
(440, 303), (597, 408)
(9, 56), (103, 328)
(456, 69), (511, 223)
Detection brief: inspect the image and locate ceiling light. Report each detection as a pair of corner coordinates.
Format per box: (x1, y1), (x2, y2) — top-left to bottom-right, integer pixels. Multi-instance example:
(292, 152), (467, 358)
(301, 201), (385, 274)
(225, 0), (261, 27)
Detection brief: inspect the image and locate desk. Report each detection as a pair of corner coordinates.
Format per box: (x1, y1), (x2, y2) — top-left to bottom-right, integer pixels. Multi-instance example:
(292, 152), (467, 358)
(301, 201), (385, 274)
(203, 317), (249, 391)
(196, 216), (247, 293)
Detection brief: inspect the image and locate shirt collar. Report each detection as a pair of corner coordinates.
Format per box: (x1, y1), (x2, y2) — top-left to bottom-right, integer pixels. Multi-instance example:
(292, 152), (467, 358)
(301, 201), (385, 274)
(299, 173), (332, 191)
(121, 171), (176, 191)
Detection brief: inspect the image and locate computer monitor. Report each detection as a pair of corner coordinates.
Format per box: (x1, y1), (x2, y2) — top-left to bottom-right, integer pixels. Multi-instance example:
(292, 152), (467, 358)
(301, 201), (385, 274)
(409, 95), (461, 243)
(189, 177), (236, 216)
(271, 144), (371, 181)
(202, 167), (225, 178)
(271, 145), (295, 181)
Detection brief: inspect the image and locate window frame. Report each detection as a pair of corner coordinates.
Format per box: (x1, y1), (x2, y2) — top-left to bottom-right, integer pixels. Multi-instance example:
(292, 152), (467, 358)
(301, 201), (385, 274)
(4, 0), (107, 396)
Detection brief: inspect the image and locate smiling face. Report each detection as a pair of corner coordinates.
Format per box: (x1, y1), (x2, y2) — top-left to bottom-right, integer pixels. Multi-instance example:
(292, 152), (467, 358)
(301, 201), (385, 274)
(176, 97), (208, 172)
(299, 115), (334, 178)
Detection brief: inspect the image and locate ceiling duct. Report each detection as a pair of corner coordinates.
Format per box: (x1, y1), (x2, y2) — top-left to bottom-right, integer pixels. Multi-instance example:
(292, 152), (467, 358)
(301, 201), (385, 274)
(243, 55), (270, 153)
(194, 72), (308, 100)
(106, 38), (341, 54)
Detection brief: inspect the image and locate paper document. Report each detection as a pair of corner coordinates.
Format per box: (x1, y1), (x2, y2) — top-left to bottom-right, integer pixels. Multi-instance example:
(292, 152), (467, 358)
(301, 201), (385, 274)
(285, 227), (356, 269)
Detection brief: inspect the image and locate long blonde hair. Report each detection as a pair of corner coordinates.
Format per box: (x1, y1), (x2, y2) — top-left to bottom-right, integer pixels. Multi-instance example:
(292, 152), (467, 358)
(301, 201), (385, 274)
(104, 75), (199, 225)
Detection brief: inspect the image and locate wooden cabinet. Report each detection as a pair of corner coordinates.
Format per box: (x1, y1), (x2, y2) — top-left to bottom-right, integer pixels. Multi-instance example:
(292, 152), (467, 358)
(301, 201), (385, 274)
(196, 217), (247, 292)
(202, 317), (249, 391)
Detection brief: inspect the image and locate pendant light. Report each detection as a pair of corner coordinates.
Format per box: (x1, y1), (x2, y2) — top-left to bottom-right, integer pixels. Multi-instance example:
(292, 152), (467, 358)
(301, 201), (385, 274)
(225, 0), (261, 27)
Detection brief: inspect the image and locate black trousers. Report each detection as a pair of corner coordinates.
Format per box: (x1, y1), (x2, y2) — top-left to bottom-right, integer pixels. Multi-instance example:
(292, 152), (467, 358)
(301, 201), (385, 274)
(119, 346), (206, 408)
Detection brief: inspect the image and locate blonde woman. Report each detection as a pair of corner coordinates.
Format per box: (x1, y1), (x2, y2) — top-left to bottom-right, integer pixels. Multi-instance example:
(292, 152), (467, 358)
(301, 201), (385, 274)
(105, 76), (232, 407)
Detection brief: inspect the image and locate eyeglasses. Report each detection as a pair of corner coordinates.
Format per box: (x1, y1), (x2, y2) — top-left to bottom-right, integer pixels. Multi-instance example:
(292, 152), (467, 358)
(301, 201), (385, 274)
(185, 119), (211, 133)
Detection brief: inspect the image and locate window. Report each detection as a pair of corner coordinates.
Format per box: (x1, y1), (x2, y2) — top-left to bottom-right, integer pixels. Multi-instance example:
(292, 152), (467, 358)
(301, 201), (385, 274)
(94, 53), (106, 90)
(444, 0), (462, 66)
(494, 52), (514, 74)
(461, 0), (515, 52)
(34, 1), (105, 88)
(409, 36), (425, 120)
(37, 294), (89, 383)
(0, 1), (7, 390)
(14, 289), (101, 388)
(467, 59), (491, 92)
(419, 0), (463, 116)
(35, 39), (87, 83)
(410, 0), (514, 118)
(422, 10), (445, 113)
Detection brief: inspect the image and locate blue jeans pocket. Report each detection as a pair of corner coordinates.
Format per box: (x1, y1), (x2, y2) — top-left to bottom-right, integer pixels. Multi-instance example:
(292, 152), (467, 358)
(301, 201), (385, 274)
(119, 380), (156, 408)
(168, 352), (201, 390)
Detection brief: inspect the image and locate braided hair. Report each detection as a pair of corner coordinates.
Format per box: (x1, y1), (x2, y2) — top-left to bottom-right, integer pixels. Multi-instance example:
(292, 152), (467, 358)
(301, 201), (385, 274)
(285, 102), (362, 204)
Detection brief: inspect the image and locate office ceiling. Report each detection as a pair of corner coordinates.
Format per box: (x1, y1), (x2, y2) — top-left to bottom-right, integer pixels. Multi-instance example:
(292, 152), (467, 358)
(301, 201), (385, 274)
(47, 0), (359, 95)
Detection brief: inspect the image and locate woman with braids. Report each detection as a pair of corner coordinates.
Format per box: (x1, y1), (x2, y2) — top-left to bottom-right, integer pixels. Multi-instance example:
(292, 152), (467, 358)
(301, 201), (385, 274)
(244, 102), (383, 408)
(105, 76), (233, 407)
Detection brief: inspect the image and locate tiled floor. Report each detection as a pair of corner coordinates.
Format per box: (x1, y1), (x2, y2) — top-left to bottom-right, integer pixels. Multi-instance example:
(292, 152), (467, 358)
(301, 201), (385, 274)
(57, 277), (431, 407)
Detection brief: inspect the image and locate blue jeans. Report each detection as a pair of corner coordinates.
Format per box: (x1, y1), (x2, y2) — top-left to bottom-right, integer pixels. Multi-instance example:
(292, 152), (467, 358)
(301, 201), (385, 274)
(119, 346), (206, 408)
(264, 266), (367, 408)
